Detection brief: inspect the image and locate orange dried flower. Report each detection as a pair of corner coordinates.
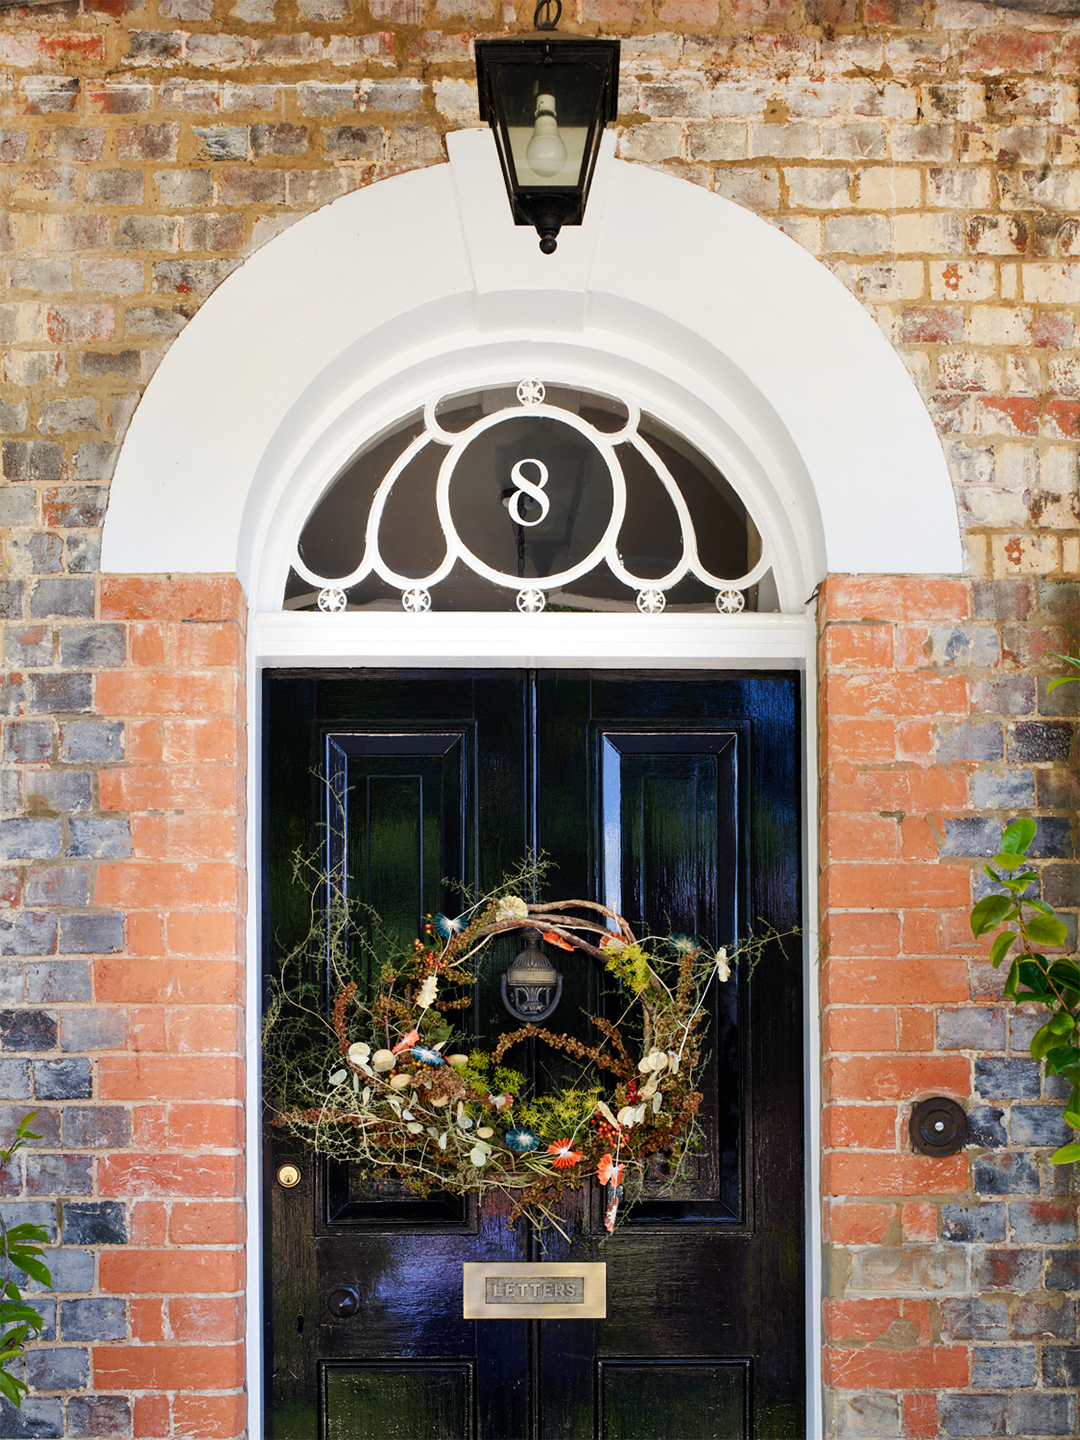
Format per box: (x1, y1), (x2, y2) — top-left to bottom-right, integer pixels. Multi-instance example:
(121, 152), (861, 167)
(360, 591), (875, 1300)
(542, 930), (575, 952)
(547, 1138), (582, 1168)
(596, 1153), (624, 1188)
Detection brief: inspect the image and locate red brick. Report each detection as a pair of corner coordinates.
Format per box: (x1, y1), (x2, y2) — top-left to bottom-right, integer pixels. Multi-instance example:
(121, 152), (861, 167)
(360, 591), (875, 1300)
(164, 813), (239, 861)
(96, 861), (239, 909)
(823, 1298), (932, 1344)
(825, 814), (900, 862)
(167, 1007), (241, 1055)
(900, 815), (941, 862)
(130, 1296), (165, 1343)
(131, 815), (167, 860)
(823, 1104), (898, 1148)
(98, 1055), (243, 1103)
(100, 1250), (243, 1296)
(131, 1200), (167, 1245)
(96, 671), (238, 719)
(134, 1394), (170, 1438)
(167, 622), (242, 668)
(824, 1006), (897, 1052)
(896, 719), (934, 761)
(125, 913), (167, 956)
(826, 1201), (897, 1244)
(166, 911), (241, 957)
(101, 576), (245, 622)
(825, 673), (969, 719)
(171, 1392), (247, 1440)
(824, 577), (969, 624)
(131, 1105), (168, 1148)
(823, 957), (969, 1006)
(97, 959), (239, 1004)
(92, 1342), (243, 1391)
(823, 862), (970, 910)
(898, 1008), (935, 1051)
(162, 717), (241, 764)
(824, 911), (901, 957)
(167, 1104), (244, 1149)
(825, 762), (969, 813)
(902, 1202), (939, 1241)
(973, 395), (1040, 437)
(823, 1151), (968, 1196)
(1045, 399), (1079, 440)
(825, 719), (897, 763)
(960, 30), (1057, 74)
(900, 307), (964, 345)
(904, 1392), (938, 1439)
(827, 1053), (970, 1102)
(47, 304), (114, 344)
(99, 1153), (243, 1199)
(171, 1296), (245, 1343)
(824, 1344), (968, 1389)
(99, 765), (238, 813)
(900, 911), (941, 956)
(170, 1201), (245, 1246)
(130, 623), (165, 667)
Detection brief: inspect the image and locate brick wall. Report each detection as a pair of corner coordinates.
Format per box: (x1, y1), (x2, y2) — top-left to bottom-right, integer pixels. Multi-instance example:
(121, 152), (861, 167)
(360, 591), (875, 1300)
(821, 574), (1080, 1440)
(0, 0), (1079, 1433)
(0, 576), (245, 1438)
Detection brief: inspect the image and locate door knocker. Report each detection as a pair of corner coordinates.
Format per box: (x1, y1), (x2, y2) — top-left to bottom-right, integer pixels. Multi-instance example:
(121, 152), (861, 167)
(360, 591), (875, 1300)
(501, 928), (563, 1023)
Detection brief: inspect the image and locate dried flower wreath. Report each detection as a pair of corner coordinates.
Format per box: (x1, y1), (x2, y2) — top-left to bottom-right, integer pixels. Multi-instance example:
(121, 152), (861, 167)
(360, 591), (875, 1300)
(264, 855), (747, 1233)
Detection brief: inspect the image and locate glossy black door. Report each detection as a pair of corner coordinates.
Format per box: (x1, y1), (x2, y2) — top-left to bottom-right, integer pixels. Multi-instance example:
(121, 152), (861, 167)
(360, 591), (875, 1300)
(264, 670), (804, 1439)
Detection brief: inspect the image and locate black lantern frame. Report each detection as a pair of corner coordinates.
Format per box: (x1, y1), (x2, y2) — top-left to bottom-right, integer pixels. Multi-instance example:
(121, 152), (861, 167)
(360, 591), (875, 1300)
(475, 30), (620, 254)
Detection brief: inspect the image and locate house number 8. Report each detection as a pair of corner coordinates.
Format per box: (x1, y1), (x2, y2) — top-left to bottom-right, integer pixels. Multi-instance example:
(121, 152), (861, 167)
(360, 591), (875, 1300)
(508, 459), (550, 527)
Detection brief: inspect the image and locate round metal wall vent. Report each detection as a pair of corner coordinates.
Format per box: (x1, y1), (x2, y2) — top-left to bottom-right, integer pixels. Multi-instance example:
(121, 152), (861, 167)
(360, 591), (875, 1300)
(910, 1097), (968, 1157)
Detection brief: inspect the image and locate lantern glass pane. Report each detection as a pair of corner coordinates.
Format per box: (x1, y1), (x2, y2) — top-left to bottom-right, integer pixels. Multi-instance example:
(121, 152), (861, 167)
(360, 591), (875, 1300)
(486, 58), (608, 191)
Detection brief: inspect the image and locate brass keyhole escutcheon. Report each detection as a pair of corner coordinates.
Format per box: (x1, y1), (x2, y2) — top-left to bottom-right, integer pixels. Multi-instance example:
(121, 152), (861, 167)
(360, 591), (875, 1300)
(276, 1163), (302, 1189)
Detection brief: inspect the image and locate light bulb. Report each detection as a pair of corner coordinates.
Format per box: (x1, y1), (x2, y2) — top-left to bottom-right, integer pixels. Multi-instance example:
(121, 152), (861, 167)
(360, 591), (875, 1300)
(525, 93), (566, 179)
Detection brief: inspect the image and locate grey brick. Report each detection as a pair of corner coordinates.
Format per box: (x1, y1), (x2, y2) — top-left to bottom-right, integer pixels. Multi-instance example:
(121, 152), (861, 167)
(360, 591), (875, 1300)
(2, 441), (63, 483)
(976, 1246), (1042, 1290)
(67, 1397), (132, 1438)
(1008, 720), (1074, 763)
(0, 820), (61, 861)
(0, 674), (26, 716)
(25, 961), (91, 1003)
(23, 868), (91, 910)
(60, 1009), (126, 1053)
(0, 583), (24, 621)
(969, 1106), (1007, 1147)
(1039, 674), (1080, 718)
(941, 1393), (1006, 1436)
(66, 819), (132, 860)
(0, 1200), (56, 1241)
(62, 1201), (126, 1246)
(3, 722), (51, 764)
(35, 1247), (91, 1296)
(84, 167), (144, 205)
(941, 1296), (1008, 1339)
(22, 772), (93, 814)
(28, 579), (95, 620)
(1042, 1346), (1080, 1387)
(0, 774), (17, 812)
(25, 1346), (89, 1392)
(1037, 579), (1080, 623)
(973, 1344), (1037, 1388)
(940, 817), (1004, 857)
(0, 1398), (63, 1437)
(938, 1006), (1005, 1050)
(193, 124), (248, 160)
(33, 1058), (91, 1099)
(41, 486), (107, 529)
(4, 624), (54, 666)
(250, 123), (307, 156)
(65, 535), (101, 576)
(0, 1061), (29, 1100)
(57, 721), (124, 764)
(971, 770), (1037, 809)
(1042, 864), (1079, 908)
(59, 913), (124, 955)
(936, 720), (1005, 762)
(1009, 1391), (1074, 1434)
(1009, 1010), (1045, 1052)
(57, 625), (125, 669)
(28, 673), (92, 715)
(975, 1152), (1040, 1194)
(62, 1106), (130, 1149)
(1011, 1104), (1073, 1148)
(1029, 816), (1074, 859)
(0, 913), (57, 957)
(0, 1106), (58, 1147)
(26, 1154), (91, 1196)
(1010, 1200), (1078, 1243)
(0, 1010), (56, 1052)
(1011, 1296), (1077, 1339)
(942, 1202), (1006, 1242)
(972, 675), (1037, 715)
(0, 489), (36, 528)
(59, 1297), (125, 1342)
(976, 1058), (1042, 1100)
(324, 124), (383, 160)
(1046, 1250), (1080, 1290)
(27, 1297), (55, 1340)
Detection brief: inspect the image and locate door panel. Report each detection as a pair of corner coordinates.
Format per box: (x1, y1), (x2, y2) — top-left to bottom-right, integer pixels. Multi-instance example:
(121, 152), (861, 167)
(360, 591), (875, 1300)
(264, 669), (804, 1439)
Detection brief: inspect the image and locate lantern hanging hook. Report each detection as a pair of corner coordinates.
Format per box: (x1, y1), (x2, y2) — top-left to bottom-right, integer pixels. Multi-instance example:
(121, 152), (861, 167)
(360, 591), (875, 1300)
(534, 0), (561, 28)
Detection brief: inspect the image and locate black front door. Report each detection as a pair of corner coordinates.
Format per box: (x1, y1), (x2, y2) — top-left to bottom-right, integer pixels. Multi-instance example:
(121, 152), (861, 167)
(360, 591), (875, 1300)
(264, 669), (804, 1439)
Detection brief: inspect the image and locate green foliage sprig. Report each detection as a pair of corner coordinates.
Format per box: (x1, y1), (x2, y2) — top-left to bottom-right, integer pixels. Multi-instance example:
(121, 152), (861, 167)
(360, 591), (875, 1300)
(970, 818), (1080, 1165)
(0, 1114), (52, 1409)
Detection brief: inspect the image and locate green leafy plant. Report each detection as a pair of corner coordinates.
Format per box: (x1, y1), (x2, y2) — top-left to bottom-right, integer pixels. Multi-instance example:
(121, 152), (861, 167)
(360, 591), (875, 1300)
(970, 818), (1080, 1165)
(0, 1114), (52, 1408)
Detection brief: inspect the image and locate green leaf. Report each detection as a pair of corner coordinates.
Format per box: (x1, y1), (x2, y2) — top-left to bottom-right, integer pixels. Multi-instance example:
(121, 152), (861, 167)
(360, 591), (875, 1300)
(1065, 1084), (1080, 1131)
(1024, 915), (1068, 948)
(1044, 1046), (1080, 1076)
(8, 1254), (50, 1286)
(971, 895), (1013, 937)
(1027, 898), (1056, 917)
(1050, 1142), (1080, 1164)
(1048, 962), (1080, 991)
(1001, 818), (1037, 854)
(0, 1367), (26, 1407)
(1004, 959), (1020, 999)
(993, 851), (1034, 872)
(1030, 1021), (1059, 1061)
(1050, 1009), (1078, 1036)
(988, 931), (1016, 970)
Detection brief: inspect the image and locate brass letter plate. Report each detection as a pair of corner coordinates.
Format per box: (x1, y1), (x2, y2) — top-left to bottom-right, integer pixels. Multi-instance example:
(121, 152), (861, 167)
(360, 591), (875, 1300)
(463, 1262), (606, 1319)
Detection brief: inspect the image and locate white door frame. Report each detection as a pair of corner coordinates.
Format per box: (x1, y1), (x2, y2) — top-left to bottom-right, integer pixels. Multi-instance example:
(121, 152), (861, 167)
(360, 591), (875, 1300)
(245, 607), (824, 1438)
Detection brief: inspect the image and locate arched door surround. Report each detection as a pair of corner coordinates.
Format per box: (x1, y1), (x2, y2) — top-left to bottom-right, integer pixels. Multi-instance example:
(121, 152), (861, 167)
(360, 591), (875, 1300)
(101, 129), (962, 602)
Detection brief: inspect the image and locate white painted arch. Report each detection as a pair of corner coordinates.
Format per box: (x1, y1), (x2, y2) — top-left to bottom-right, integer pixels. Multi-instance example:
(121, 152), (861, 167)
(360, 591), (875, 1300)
(103, 128), (961, 608)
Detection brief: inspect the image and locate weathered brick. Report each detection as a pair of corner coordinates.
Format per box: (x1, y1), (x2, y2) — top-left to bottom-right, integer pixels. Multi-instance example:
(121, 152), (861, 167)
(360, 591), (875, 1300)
(29, 673), (92, 713)
(63, 1105), (130, 1148)
(59, 1298), (126, 1343)
(0, 913), (58, 958)
(976, 1058), (1042, 1100)
(67, 820), (132, 860)
(57, 721), (124, 764)
(0, 1010), (57, 1051)
(974, 1152), (1040, 1195)
(942, 1203), (1007, 1243)
(973, 1344), (1036, 1389)
(59, 913), (124, 955)
(26, 1154), (92, 1197)
(66, 1396), (132, 1438)
(33, 1058), (91, 1099)
(939, 1393), (1006, 1436)
(63, 1200), (127, 1245)
(25, 959), (91, 1002)
(60, 1010), (127, 1053)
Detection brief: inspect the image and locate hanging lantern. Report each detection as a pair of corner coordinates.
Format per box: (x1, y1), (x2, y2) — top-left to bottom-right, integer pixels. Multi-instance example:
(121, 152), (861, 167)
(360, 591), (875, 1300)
(475, 2), (620, 255)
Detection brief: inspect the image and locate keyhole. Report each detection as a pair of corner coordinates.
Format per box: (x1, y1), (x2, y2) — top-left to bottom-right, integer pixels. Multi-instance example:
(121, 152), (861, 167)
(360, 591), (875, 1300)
(295, 1314), (304, 1335)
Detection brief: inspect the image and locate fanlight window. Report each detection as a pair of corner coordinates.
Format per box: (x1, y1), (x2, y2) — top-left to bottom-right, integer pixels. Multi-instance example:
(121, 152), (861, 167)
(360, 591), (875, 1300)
(284, 382), (779, 615)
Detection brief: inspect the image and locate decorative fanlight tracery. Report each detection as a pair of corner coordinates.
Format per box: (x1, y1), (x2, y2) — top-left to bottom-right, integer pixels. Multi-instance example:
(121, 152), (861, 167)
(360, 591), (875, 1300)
(287, 382), (772, 616)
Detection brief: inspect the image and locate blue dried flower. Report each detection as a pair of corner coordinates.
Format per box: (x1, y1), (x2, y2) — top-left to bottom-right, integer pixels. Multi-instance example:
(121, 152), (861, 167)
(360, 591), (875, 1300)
(668, 933), (700, 956)
(432, 912), (467, 938)
(504, 1128), (540, 1153)
(410, 1046), (445, 1067)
